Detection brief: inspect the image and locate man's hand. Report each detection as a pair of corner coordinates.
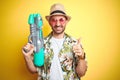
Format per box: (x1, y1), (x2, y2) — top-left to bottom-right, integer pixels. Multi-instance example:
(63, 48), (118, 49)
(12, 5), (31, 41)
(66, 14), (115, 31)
(72, 38), (85, 59)
(22, 43), (34, 58)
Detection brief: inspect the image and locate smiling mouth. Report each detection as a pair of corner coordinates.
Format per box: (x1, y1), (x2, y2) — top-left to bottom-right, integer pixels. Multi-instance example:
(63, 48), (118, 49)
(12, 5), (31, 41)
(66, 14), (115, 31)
(56, 26), (62, 29)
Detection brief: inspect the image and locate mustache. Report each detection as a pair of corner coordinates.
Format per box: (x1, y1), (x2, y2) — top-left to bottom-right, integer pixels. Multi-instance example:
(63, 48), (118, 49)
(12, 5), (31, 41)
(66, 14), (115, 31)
(54, 25), (62, 28)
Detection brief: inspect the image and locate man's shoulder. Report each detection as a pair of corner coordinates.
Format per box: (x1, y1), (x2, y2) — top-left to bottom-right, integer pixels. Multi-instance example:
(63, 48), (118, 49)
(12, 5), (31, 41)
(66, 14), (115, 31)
(65, 33), (77, 42)
(44, 33), (52, 39)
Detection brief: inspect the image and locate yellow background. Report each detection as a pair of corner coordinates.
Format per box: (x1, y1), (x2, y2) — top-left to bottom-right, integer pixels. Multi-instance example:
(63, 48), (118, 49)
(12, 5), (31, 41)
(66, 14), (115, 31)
(0, 0), (120, 80)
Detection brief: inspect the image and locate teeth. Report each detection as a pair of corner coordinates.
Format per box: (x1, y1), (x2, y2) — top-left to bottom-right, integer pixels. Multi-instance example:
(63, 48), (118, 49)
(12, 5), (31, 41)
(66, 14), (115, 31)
(56, 27), (61, 29)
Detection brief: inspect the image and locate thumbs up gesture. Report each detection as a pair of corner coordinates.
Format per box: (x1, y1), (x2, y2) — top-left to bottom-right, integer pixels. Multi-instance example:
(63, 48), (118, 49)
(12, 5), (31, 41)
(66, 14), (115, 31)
(72, 38), (85, 59)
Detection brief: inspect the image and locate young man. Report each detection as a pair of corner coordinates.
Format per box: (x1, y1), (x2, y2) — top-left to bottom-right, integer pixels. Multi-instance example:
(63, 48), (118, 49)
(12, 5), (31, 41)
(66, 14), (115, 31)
(22, 3), (87, 80)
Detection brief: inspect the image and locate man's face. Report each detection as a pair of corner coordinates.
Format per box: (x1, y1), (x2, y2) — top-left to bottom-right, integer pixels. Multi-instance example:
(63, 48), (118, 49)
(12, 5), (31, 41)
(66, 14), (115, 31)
(49, 15), (68, 34)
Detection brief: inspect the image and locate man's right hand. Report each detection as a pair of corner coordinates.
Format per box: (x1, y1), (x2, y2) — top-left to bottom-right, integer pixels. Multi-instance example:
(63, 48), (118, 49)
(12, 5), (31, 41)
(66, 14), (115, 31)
(22, 43), (34, 58)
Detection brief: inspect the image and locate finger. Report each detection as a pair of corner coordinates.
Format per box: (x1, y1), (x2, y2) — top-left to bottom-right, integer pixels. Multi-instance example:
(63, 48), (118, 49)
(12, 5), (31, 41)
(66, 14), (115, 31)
(30, 44), (34, 48)
(22, 43), (34, 53)
(22, 46), (28, 54)
(22, 46), (34, 54)
(22, 45), (31, 53)
(28, 48), (34, 54)
(26, 43), (34, 49)
(74, 49), (82, 53)
(29, 40), (33, 44)
(77, 37), (82, 45)
(24, 43), (31, 49)
(73, 45), (81, 53)
(75, 52), (82, 56)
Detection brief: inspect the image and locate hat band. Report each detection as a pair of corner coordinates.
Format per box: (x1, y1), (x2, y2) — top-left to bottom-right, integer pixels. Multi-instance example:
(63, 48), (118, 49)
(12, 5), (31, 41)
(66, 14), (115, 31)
(50, 10), (66, 15)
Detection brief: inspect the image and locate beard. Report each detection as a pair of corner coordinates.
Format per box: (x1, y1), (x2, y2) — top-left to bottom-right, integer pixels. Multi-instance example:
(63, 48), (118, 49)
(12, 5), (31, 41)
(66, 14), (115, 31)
(52, 25), (66, 34)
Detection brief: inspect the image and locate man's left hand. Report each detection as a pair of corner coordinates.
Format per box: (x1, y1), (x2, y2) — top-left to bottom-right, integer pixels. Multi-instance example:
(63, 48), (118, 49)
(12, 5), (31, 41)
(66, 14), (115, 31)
(72, 38), (85, 59)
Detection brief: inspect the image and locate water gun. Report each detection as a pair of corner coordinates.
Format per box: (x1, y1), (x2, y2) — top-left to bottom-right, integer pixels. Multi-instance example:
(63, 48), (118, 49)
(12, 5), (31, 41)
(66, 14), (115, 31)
(28, 13), (44, 67)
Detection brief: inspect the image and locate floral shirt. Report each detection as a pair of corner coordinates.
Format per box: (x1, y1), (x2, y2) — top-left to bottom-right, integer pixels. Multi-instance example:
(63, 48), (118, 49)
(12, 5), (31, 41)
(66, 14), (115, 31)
(37, 33), (81, 80)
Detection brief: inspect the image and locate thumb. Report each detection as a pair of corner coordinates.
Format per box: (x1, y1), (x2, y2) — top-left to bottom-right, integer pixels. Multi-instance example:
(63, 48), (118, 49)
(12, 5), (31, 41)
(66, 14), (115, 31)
(77, 37), (81, 45)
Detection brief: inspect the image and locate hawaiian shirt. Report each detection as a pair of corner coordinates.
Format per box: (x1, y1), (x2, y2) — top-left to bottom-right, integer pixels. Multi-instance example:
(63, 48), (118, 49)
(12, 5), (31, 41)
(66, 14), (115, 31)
(37, 33), (81, 80)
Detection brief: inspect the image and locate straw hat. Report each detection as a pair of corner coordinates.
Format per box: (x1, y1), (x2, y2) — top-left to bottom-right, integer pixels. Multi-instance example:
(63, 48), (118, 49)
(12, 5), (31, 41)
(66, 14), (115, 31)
(46, 3), (71, 21)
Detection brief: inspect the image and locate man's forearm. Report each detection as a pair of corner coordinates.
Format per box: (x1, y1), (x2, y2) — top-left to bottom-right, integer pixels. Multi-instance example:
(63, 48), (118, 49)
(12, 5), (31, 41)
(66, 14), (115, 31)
(76, 59), (87, 77)
(24, 56), (37, 73)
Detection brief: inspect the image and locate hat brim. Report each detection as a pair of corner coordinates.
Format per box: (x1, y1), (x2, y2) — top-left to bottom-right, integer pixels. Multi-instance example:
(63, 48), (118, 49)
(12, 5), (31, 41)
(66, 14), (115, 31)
(45, 14), (71, 21)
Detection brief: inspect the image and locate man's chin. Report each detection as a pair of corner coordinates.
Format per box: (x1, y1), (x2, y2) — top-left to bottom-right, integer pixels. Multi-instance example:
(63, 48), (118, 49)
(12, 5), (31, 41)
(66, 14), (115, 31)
(54, 31), (64, 34)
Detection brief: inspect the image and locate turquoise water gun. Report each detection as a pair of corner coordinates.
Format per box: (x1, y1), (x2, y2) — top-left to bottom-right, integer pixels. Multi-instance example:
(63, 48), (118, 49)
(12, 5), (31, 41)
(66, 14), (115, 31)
(28, 13), (44, 67)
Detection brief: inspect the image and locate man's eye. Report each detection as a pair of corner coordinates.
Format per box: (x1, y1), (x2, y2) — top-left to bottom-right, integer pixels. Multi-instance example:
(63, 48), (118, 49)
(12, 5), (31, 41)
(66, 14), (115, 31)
(51, 19), (56, 22)
(59, 18), (64, 22)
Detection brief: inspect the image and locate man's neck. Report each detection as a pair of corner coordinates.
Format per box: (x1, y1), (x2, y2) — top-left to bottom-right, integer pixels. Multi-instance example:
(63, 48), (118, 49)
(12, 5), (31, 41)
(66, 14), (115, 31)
(52, 32), (65, 39)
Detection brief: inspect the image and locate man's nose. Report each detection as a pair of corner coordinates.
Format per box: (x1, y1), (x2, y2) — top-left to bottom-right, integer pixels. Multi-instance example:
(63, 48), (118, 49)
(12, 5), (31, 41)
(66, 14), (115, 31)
(56, 20), (61, 26)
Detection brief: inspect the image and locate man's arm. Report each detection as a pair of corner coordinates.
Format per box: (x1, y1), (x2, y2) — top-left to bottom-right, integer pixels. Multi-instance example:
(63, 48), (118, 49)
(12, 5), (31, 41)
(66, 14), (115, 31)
(22, 43), (37, 73)
(76, 58), (87, 77)
(72, 38), (88, 77)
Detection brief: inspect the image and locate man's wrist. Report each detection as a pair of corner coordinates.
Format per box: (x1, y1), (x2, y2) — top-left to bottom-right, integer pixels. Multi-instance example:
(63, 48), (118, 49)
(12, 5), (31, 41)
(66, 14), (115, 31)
(24, 55), (33, 61)
(78, 52), (86, 60)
